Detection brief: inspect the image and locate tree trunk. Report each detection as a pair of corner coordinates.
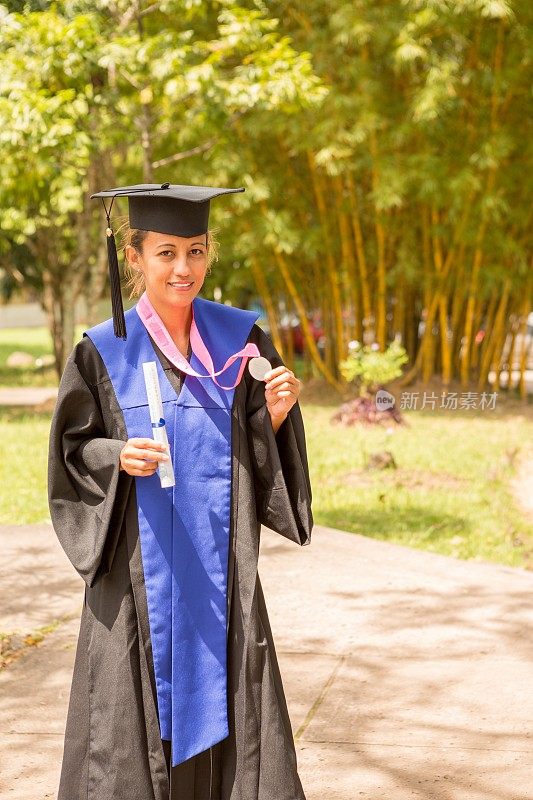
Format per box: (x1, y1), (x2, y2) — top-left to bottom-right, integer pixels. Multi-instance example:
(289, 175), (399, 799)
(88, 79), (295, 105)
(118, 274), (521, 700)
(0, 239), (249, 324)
(249, 255), (284, 356)
(334, 174), (359, 344)
(478, 282), (510, 390)
(306, 151), (345, 365)
(346, 172), (373, 343)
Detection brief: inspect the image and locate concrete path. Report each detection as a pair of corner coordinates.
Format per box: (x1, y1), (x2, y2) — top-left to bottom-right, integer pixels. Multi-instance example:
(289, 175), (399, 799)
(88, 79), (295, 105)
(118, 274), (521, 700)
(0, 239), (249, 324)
(0, 387), (58, 407)
(0, 522), (532, 800)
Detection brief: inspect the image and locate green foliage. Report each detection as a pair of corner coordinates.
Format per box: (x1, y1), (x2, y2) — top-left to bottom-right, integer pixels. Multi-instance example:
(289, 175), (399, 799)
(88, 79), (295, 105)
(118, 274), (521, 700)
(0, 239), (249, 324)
(0, 1), (323, 237)
(339, 340), (409, 395)
(0, 0), (530, 383)
(0, 0), (326, 370)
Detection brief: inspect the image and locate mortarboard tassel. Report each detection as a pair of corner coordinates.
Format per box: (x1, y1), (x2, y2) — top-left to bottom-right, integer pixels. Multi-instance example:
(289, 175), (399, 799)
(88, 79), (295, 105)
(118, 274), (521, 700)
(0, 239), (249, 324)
(102, 199), (127, 339)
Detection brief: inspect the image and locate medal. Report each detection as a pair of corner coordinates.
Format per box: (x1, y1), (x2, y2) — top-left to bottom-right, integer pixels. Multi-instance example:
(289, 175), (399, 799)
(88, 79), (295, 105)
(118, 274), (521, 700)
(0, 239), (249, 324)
(137, 292), (261, 390)
(248, 356), (272, 381)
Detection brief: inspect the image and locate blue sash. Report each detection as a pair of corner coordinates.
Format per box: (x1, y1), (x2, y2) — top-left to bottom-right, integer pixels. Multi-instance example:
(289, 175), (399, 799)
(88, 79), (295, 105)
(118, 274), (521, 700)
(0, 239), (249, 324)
(86, 296), (259, 766)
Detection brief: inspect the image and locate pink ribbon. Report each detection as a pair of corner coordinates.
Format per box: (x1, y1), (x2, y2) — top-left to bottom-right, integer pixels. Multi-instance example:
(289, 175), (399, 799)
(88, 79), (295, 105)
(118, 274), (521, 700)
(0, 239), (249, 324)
(136, 292), (260, 391)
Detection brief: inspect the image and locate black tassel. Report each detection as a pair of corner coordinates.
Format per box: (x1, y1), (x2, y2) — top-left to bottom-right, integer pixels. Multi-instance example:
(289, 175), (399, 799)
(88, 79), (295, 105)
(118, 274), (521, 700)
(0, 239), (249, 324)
(100, 196), (126, 339)
(106, 224), (127, 339)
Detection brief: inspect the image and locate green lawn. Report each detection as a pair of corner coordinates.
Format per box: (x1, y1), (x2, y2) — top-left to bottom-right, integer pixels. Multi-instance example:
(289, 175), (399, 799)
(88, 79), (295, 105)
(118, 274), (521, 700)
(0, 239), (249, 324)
(1, 407), (53, 524)
(303, 401), (533, 569)
(0, 326), (85, 387)
(1, 398), (532, 570)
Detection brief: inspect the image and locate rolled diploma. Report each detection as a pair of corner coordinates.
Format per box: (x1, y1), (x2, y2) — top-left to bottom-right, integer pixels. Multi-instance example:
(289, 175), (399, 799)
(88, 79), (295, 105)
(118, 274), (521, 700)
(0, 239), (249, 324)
(142, 361), (175, 488)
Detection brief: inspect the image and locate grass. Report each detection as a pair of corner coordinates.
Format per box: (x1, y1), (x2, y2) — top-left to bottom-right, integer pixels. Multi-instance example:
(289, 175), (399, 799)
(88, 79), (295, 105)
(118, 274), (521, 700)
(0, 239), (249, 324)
(302, 398), (533, 570)
(0, 407), (53, 524)
(1, 326), (532, 569)
(0, 326), (84, 387)
(1, 395), (533, 570)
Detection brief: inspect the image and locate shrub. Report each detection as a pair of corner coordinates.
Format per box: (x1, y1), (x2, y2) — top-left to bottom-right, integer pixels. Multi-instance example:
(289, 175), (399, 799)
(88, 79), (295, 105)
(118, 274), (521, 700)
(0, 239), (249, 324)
(339, 340), (409, 396)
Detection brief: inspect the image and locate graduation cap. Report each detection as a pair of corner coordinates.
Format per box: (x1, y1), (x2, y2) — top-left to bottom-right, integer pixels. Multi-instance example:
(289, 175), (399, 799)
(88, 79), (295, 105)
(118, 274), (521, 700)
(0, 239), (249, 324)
(91, 183), (245, 339)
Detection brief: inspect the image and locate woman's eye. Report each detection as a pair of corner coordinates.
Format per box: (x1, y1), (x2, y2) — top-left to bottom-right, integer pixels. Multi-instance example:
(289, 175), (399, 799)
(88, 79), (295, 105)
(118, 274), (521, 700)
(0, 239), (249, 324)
(190, 248), (205, 256)
(159, 250), (174, 257)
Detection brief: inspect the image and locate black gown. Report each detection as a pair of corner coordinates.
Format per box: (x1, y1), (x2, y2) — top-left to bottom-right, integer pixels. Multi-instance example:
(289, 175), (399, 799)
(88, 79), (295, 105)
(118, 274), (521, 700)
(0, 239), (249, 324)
(47, 320), (314, 800)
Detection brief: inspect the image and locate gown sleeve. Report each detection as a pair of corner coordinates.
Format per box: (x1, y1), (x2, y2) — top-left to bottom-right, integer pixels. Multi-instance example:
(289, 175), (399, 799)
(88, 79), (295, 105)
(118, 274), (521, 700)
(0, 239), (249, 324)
(47, 336), (133, 588)
(245, 324), (314, 546)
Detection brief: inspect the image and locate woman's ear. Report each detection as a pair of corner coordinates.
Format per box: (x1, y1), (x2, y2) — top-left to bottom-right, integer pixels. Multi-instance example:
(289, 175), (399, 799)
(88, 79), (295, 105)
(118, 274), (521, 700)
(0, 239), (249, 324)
(125, 244), (141, 269)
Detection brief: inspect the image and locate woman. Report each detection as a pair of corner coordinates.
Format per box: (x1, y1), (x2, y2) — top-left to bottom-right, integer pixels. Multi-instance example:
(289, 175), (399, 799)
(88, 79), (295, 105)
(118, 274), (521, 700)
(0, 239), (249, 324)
(48, 183), (314, 800)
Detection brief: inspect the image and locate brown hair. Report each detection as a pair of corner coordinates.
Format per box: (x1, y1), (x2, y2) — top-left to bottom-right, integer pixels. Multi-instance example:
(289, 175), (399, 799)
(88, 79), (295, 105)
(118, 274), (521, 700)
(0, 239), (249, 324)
(115, 217), (220, 299)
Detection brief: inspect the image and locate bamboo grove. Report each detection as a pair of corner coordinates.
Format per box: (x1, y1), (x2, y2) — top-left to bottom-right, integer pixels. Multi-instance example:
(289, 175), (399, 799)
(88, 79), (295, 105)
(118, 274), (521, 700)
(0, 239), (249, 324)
(235, 0), (532, 394)
(0, 0), (531, 393)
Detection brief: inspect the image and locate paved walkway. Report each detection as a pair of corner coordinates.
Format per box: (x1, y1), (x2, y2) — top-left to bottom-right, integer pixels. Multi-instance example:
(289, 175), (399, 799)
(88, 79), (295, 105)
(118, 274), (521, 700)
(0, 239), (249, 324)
(0, 522), (532, 800)
(0, 387), (58, 407)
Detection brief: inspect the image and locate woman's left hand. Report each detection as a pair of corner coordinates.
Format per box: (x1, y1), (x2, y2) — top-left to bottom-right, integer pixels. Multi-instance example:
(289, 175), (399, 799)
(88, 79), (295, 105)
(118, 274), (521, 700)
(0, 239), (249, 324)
(264, 365), (301, 423)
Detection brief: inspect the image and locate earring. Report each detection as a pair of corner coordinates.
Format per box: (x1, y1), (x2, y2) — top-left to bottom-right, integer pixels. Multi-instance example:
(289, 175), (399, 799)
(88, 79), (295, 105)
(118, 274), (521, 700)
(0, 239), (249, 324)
(206, 266), (212, 275)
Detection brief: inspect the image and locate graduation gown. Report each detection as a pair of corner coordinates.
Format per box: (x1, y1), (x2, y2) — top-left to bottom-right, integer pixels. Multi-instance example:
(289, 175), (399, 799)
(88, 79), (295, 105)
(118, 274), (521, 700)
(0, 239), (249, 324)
(47, 315), (314, 800)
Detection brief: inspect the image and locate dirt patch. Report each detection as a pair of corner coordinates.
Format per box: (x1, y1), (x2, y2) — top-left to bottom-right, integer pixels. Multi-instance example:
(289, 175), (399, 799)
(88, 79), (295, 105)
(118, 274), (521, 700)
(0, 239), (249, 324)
(337, 467), (467, 492)
(300, 378), (343, 407)
(0, 618), (67, 671)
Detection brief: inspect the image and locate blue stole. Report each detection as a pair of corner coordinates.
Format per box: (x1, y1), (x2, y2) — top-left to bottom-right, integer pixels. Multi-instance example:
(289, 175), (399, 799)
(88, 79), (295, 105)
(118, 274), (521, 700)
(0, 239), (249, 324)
(85, 296), (260, 766)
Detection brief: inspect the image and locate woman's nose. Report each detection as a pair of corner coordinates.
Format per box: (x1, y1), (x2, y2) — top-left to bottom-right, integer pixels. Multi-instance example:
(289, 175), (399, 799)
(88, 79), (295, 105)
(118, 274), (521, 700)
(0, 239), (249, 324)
(171, 254), (192, 275)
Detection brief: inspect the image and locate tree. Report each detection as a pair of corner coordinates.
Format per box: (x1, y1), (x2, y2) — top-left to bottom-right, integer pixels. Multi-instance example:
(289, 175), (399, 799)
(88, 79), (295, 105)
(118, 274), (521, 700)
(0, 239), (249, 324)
(1, 1), (530, 394)
(0, 0), (324, 375)
(227, 0), (532, 391)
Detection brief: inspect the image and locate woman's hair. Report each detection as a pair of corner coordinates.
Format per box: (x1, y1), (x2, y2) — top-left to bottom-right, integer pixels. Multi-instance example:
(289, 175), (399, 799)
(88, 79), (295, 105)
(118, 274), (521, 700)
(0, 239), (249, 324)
(115, 217), (220, 298)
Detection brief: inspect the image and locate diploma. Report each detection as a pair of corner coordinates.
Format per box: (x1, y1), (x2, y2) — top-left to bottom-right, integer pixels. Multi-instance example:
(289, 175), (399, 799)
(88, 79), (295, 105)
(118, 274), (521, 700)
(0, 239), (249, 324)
(142, 361), (176, 488)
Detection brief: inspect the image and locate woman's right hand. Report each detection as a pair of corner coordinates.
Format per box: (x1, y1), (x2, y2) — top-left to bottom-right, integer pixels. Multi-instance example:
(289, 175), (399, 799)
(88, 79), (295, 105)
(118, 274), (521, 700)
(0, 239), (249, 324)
(119, 438), (170, 477)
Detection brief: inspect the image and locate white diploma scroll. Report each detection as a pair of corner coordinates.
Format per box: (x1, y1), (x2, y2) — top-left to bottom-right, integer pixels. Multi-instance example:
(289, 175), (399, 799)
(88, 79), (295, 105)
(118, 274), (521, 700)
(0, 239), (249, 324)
(142, 361), (176, 489)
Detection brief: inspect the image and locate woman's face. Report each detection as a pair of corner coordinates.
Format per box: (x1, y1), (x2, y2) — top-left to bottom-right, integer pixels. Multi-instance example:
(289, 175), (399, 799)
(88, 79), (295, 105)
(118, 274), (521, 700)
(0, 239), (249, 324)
(126, 230), (208, 311)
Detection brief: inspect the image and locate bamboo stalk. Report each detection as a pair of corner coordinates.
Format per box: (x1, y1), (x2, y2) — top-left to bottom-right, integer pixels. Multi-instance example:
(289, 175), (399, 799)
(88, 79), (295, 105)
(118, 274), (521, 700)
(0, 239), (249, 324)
(374, 217), (387, 348)
(249, 255), (284, 356)
(345, 172), (373, 340)
(361, 44), (387, 349)
(518, 287), (532, 400)
(489, 322), (508, 392)
(232, 122), (338, 384)
(461, 22), (505, 386)
(449, 251), (466, 372)
(269, 241), (344, 392)
(398, 191), (475, 387)
(321, 290), (334, 375)
(474, 292), (497, 374)
(420, 205), (435, 383)
(478, 281), (510, 389)
(461, 221), (488, 385)
(393, 273), (405, 343)
(306, 150), (345, 366)
(431, 207), (452, 385)
(334, 174), (359, 344)
(470, 295), (483, 372)
(369, 129), (387, 349)
(404, 286), (416, 362)
(503, 312), (518, 391)
(422, 311), (436, 384)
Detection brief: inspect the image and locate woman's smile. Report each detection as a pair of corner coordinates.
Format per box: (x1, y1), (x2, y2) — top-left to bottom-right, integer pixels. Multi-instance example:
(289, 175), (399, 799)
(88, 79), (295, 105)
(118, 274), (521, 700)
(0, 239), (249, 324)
(167, 280), (194, 291)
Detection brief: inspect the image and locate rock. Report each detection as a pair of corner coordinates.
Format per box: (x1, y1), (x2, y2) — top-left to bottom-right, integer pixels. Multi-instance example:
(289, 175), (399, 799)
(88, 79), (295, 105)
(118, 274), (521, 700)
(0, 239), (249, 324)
(6, 351), (35, 368)
(365, 450), (397, 470)
(35, 354), (55, 369)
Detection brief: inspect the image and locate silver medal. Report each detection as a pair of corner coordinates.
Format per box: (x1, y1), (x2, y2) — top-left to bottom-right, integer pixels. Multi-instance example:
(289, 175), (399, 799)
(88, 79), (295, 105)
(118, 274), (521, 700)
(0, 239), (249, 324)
(248, 356), (272, 381)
